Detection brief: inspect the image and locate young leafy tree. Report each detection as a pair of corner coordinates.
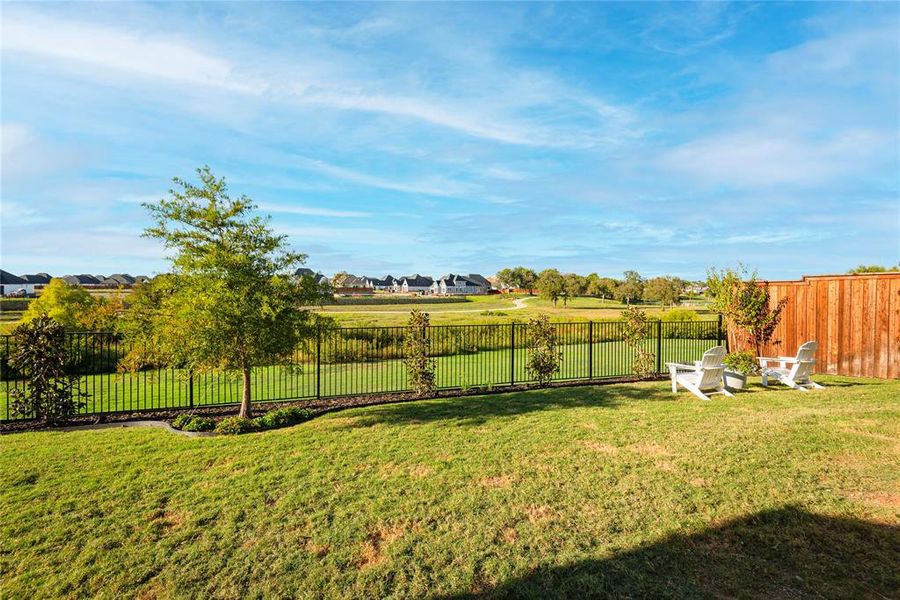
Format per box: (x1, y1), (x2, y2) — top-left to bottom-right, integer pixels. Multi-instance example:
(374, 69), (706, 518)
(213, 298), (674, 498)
(22, 278), (99, 330)
(516, 267), (538, 295)
(8, 315), (88, 423)
(526, 314), (560, 386)
(644, 275), (683, 306)
(562, 273), (585, 306)
(122, 166), (328, 418)
(622, 306), (655, 379)
(403, 309), (436, 396)
(706, 265), (788, 356)
(537, 269), (565, 306)
(614, 270), (644, 304)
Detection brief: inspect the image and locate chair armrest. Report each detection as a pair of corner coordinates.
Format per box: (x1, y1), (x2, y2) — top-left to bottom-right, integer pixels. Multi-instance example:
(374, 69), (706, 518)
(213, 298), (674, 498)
(666, 362), (698, 371)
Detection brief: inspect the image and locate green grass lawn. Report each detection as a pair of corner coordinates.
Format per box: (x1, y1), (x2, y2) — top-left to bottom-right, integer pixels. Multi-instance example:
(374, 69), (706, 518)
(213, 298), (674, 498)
(2, 339), (720, 418)
(2, 377), (897, 598)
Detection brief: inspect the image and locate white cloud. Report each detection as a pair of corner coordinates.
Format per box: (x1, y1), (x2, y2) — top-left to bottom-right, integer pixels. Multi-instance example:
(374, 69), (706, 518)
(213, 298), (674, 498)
(1, 9), (640, 148)
(1, 12), (262, 93)
(293, 156), (479, 199)
(257, 203), (370, 218)
(660, 127), (887, 187)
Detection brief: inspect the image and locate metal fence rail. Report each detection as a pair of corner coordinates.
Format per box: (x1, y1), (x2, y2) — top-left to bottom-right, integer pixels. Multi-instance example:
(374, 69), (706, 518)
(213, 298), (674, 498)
(1, 318), (725, 420)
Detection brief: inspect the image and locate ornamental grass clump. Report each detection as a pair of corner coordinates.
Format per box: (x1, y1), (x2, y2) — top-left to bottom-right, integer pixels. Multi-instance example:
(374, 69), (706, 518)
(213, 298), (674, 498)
(8, 315), (88, 424)
(403, 309), (436, 396)
(526, 315), (560, 386)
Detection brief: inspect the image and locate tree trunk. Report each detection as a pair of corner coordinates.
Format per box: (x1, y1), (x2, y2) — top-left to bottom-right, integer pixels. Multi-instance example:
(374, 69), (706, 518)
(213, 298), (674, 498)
(239, 365), (252, 418)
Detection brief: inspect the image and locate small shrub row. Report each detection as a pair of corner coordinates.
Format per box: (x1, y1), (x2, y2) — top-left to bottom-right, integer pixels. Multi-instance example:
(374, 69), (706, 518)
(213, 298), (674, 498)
(171, 413), (215, 432)
(0, 298), (32, 311)
(213, 406), (315, 435)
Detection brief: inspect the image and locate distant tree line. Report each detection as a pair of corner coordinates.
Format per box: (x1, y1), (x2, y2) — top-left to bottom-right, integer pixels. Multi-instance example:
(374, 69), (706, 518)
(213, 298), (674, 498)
(495, 267), (690, 307)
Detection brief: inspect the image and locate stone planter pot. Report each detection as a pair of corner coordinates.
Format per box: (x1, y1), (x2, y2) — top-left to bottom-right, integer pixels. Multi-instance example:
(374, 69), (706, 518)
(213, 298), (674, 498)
(724, 370), (747, 391)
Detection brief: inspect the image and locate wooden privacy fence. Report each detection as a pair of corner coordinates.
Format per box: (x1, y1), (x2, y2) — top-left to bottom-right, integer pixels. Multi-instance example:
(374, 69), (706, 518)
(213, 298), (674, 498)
(727, 273), (900, 379)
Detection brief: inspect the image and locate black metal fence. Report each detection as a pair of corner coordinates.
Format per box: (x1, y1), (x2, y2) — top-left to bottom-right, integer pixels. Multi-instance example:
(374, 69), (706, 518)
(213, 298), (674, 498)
(1, 318), (725, 420)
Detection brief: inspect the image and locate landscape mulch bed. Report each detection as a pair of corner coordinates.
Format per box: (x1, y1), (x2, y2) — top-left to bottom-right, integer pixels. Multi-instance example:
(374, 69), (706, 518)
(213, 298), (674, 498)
(1, 375), (662, 433)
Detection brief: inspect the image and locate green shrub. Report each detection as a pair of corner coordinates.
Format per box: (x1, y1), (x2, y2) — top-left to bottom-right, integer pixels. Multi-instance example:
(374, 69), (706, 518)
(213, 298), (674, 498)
(526, 315), (561, 386)
(181, 416), (215, 432)
(723, 350), (758, 375)
(0, 298), (32, 311)
(254, 406), (314, 429)
(8, 315), (88, 423)
(662, 308), (698, 322)
(404, 309), (436, 396)
(215, 416), (259, 435)
(172, 413), (193, 429)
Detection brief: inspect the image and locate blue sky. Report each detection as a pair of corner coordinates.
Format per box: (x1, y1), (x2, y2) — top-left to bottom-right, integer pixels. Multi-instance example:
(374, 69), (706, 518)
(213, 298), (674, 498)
(1, 2), (898, 280)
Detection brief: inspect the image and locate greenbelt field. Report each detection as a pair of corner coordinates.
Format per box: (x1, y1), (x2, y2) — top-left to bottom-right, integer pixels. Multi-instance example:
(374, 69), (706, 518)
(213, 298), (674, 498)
(2, 377), (897, 598)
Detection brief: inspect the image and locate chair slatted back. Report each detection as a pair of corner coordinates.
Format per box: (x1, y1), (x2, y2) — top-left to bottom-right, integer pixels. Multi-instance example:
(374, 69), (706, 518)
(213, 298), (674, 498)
(697, 346), (726, 389)
(790, 341), (818, 382)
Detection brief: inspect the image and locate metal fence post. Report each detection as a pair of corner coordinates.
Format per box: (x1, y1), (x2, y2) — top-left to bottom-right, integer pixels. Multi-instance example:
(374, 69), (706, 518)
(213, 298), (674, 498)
(189, 370), (194, 408)
(588, 321), (593, 380)
(316, 329), (322, 399)
(509, 323), (515, 386)
(655, 320), (663, 373)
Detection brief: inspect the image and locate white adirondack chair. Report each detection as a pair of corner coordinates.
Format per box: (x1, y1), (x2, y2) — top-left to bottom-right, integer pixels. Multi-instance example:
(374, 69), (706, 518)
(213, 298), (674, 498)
(758, 341), (823, 391)
(666, 346), (731, 401)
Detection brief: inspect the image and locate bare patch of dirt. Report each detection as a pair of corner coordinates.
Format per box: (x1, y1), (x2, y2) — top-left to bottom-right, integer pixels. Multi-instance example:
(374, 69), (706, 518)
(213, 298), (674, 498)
(689, 477), (708, 487)
(500, 526), (518, 544)
(630, 442), (672, 457)
(306, 539), (331, 558)
(524, 504), (553, 523)
(583, 440), (619, 454)
(479, 475), (513, 488)
(846, 491), (900, 509)
(409, 464), (433, 479)
(357, 523), (405, 568)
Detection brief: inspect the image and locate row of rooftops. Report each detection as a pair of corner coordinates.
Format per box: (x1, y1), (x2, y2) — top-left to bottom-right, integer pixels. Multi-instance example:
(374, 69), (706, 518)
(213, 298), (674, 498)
(0, 270), (150, 286)
(293, 270), (491, 290)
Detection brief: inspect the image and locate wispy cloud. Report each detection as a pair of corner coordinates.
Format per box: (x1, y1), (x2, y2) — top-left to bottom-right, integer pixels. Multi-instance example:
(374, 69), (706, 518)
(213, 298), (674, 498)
(257, 202), (370, 218)
(1, 12), (262, 93)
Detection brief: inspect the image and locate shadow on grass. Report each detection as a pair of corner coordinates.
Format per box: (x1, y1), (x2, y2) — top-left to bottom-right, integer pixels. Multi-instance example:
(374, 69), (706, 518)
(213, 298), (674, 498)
(340, 383), (674, 428)
(437, 506), (899, 599)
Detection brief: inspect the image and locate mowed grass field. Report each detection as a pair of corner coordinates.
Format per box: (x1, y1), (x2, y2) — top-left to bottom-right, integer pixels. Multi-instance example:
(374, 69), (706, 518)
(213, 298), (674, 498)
(1, 339), (719, 419)
(316, 295), (716, 327)
(2, 377), (897, 598)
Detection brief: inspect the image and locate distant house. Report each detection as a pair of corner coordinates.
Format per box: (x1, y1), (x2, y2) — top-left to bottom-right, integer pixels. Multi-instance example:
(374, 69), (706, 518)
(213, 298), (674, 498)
(340, 275), (369, 289)
(431, 274), (492, 295)
(102, 274), (136, 286)
(0, 270), (34, 296)
(397, 274), (434, 294)
(61, 274), (103, 286)
(294, 268), (330, 286)
(21, 273), (52, 284)
(134, 275), (151, 284)
(363, 275), (395, 291)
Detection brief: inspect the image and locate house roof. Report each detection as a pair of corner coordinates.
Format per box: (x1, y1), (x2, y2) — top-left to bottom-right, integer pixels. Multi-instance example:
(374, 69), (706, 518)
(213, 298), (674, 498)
(21, 273), (52, 284)
(400, 274), (433, 286)
(103, 274), (135, 285)
(0, 270), (27, 284)
(62, 274), (102, 285)
(295, 268), (328, 284)
(341, 275), (369, 288)
(436, 273), (490, 287)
